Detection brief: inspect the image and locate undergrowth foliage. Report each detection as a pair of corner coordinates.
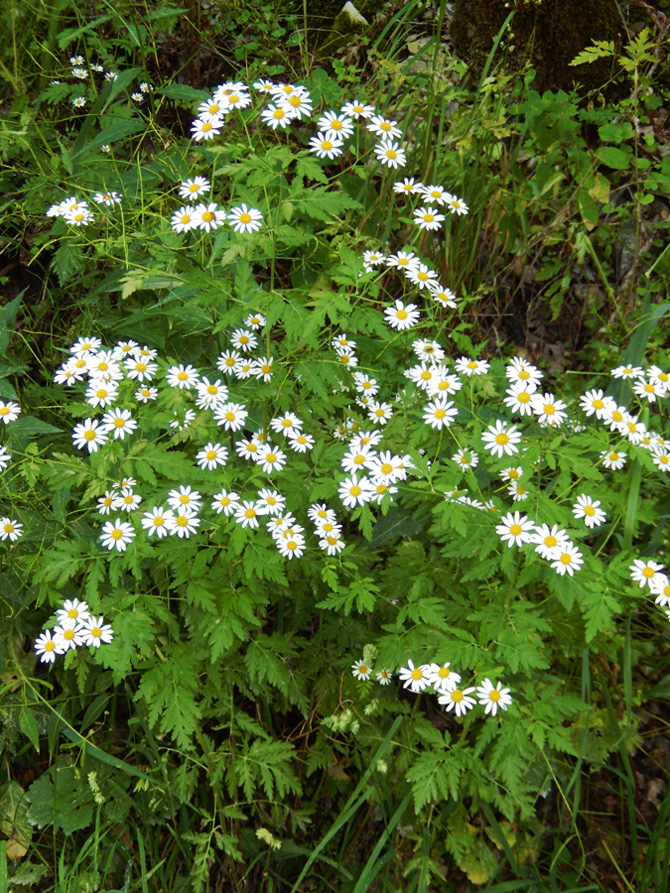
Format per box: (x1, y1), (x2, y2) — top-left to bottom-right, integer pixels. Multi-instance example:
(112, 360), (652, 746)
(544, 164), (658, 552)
(1, 15), (670, 892)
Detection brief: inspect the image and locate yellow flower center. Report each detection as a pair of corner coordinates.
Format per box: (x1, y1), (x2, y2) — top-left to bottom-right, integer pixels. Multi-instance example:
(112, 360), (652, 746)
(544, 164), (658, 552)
(545, 404), (555, 414)
(609, 453), (619, 462)
(124, 495), (133, 504)
(451, 690), (463, 702)
(206, 450), (217, 460)
(643, 567), (655, 578)
(189, 183), (201, 191)
(111, 529), (123, 540)
(496, 433), (509, 445)
(114, 418), (125, 428)
(153, 516), (164, 526)
(84, 429), (96, 441)
(202, 211), (215, 222)
(489, 690), (500, 702)
(239, 212), (252, 224)
(225, 411), (235, 421)
(91, 627), (101, 637)
(438, 667), (451, 678)
(509, 523), (522, 536)
(397, 309), (408, 319)
(381, 462), (393, 474)
(560, 553), (572, 565)
(593, 399), (603, 409)
(245, 508), (255, 518)
(518, 391), (531, 403)
(96, 389), (107, 398)
(177, 515), (188, 527)
(64, 629), (74, 640)
(45, 641), (55, 652)
(350, 485), (361, 496)
(180, 214), (191, 224)
(612, 410), (623, 422)
(177, 371), (188, 380)
(261, 364), (271, 374)
(202, 122), (212, 132)
(411, 668), (423, 680)
(423, 213), (433, 222)
(321, 140), (332, 150)
(584, 505), (595, 516)
(386, 149), (396, 159)
(435, 409), (446, 419)
(273, 108), (284, 119)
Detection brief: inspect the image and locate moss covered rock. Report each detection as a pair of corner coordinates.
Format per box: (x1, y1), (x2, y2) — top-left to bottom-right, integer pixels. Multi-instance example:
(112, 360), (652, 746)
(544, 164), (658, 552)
(450, 0), (624, 93)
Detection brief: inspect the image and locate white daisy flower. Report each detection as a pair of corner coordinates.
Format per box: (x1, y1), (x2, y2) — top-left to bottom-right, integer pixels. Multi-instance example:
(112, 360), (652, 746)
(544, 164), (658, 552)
(437, 687), (477, 716)
(495, 511), (535, 548)
(476, 679), (512, 716)
(227, 204), (263, 233)
(398, 659), (431, 693)
(550, 542), (584, 576)
(100, 518), (136, 552)
(572, 494), (606, 528)
(384, 299), (420, 330)
(141, 506), (174, 538)
(196, 442), (228, 470)
(211, 489), (239, 516)
(482, 420), (522, 458)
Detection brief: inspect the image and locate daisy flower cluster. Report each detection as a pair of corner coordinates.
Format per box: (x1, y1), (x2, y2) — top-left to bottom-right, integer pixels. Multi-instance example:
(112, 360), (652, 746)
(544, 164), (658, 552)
(579, 364), (670, 471)
(45, 191), (122, 227)
(50, 319), (393, 562)
(361, 248), (460, 333)
(0, 401), (21, 543)
(630, 558), (670, 624)
(34, 598), (113, 664)
(49, 53), (151, 115)
(394, 178), (469, 231)
(354, 657), (512, 718)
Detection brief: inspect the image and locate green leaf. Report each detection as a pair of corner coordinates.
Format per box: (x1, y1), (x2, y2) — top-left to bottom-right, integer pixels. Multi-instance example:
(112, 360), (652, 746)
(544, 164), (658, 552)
(76, 117), (145, 156)
(369, 507), (432, 548)
(19, 708), (40, 753)
(159, 83), (211, 102)
(595, 146), (631, 171)
(406, 751), (460, 811)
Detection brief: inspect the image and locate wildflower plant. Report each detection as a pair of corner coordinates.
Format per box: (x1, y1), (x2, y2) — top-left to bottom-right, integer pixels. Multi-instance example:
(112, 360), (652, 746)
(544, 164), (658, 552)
(3, 31), (670, 891)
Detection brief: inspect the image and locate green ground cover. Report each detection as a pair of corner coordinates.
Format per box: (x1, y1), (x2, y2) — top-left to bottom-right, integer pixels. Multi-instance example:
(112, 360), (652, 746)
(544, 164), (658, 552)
(1, 1), (670, 890)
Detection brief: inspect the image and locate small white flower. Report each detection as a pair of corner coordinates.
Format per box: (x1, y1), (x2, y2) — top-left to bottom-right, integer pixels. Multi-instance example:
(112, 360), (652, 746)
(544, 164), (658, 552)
(398, 659), (431, 693)
(437, 687), (477, 716)
(100, 518), (136, 552)
(351, 659), (372, 681)
(141, 506), (174, 538)
(482, 420), (522, 459)
(476, 678), (512, 716)
(166, 510), (201, 538)
(550, 542), (584, 576)
(196, 442), (228, 470)
(211, 489), (240, 516)
(228, 204), (263, 233)
(630, 558), (665, 589)
(496, 511), (535, 548)
(384, 299), (420, 330)
(572, 494), (607, 528)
